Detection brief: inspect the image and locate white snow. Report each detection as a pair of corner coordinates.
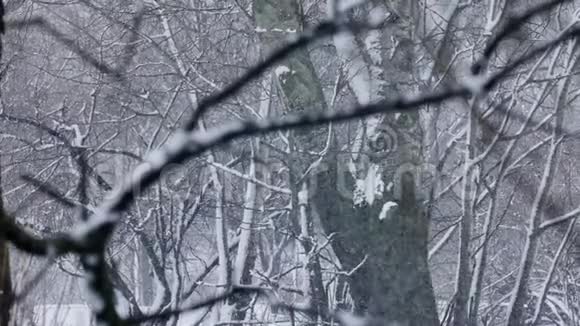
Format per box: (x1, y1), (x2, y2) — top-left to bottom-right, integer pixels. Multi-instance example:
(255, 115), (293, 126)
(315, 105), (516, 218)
(334, 32), (371, 105)
(347, 159), (358, 177)
(33, 304), (93, 326)
(366, 6), (388, 64)
(365, 116), (382, 142)
(350, 74), (370, 105)
(379, 201), (398, 220)
(36, 143), (55, 150)
(333, 32), (356, 56)
(351, 124), (364, 162)
(270, 28), (297, 33)
(334, 21), (384, 106)
(275, 65), (291, 77)
(72, 125), (83, 147)
(115, 290), (130, 318)
(275, 65), (295, 84)
(353, 164), (384, 206)
(298, 185), (309, 205)
(368, 6), (388, 26)
(150, 269), (168, 313)
(55, 122), (85, 147)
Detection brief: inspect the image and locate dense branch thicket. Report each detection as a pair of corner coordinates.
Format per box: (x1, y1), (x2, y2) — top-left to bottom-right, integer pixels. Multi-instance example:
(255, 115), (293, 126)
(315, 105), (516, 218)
(1, 0), (580, 325)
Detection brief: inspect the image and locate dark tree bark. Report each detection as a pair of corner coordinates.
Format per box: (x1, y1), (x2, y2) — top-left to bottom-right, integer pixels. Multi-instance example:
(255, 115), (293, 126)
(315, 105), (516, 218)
(316, 1), (438, 324)
(0, 159), (13, 326)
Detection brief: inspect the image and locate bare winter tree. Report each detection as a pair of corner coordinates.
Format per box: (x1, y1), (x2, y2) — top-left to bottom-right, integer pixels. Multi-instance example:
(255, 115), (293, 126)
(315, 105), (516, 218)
(1, 0), (580, 326)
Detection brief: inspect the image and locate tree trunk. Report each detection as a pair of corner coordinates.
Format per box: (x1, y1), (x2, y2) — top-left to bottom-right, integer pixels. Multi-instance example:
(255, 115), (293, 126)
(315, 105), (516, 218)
(0, 239), (11, 326)
(322, 1), (439, 324)
(254, 1), (329, 322)
(453, 103), (475, 326)
(0, 158), (12, 326)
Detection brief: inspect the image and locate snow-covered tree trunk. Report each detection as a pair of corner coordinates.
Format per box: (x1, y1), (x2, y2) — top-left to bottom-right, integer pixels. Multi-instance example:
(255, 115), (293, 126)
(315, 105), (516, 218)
(453, 100), (476, 326)
(530, 218), (576, 326)
(254, 1), (329, 322)
(224, 141), (259, 323)
(319, 1), (439, 325)
(232, 149), (257, 288)
(211, 167), (231, 323)
(227, 75), (276, 324)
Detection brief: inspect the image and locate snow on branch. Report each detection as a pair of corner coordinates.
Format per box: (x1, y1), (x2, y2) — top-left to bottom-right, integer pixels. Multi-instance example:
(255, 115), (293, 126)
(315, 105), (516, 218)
(472, 0), (570, 75)
(0, 1), (578, 325)
(186, 19), (382, 130)
(5, 0), (574, 259)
